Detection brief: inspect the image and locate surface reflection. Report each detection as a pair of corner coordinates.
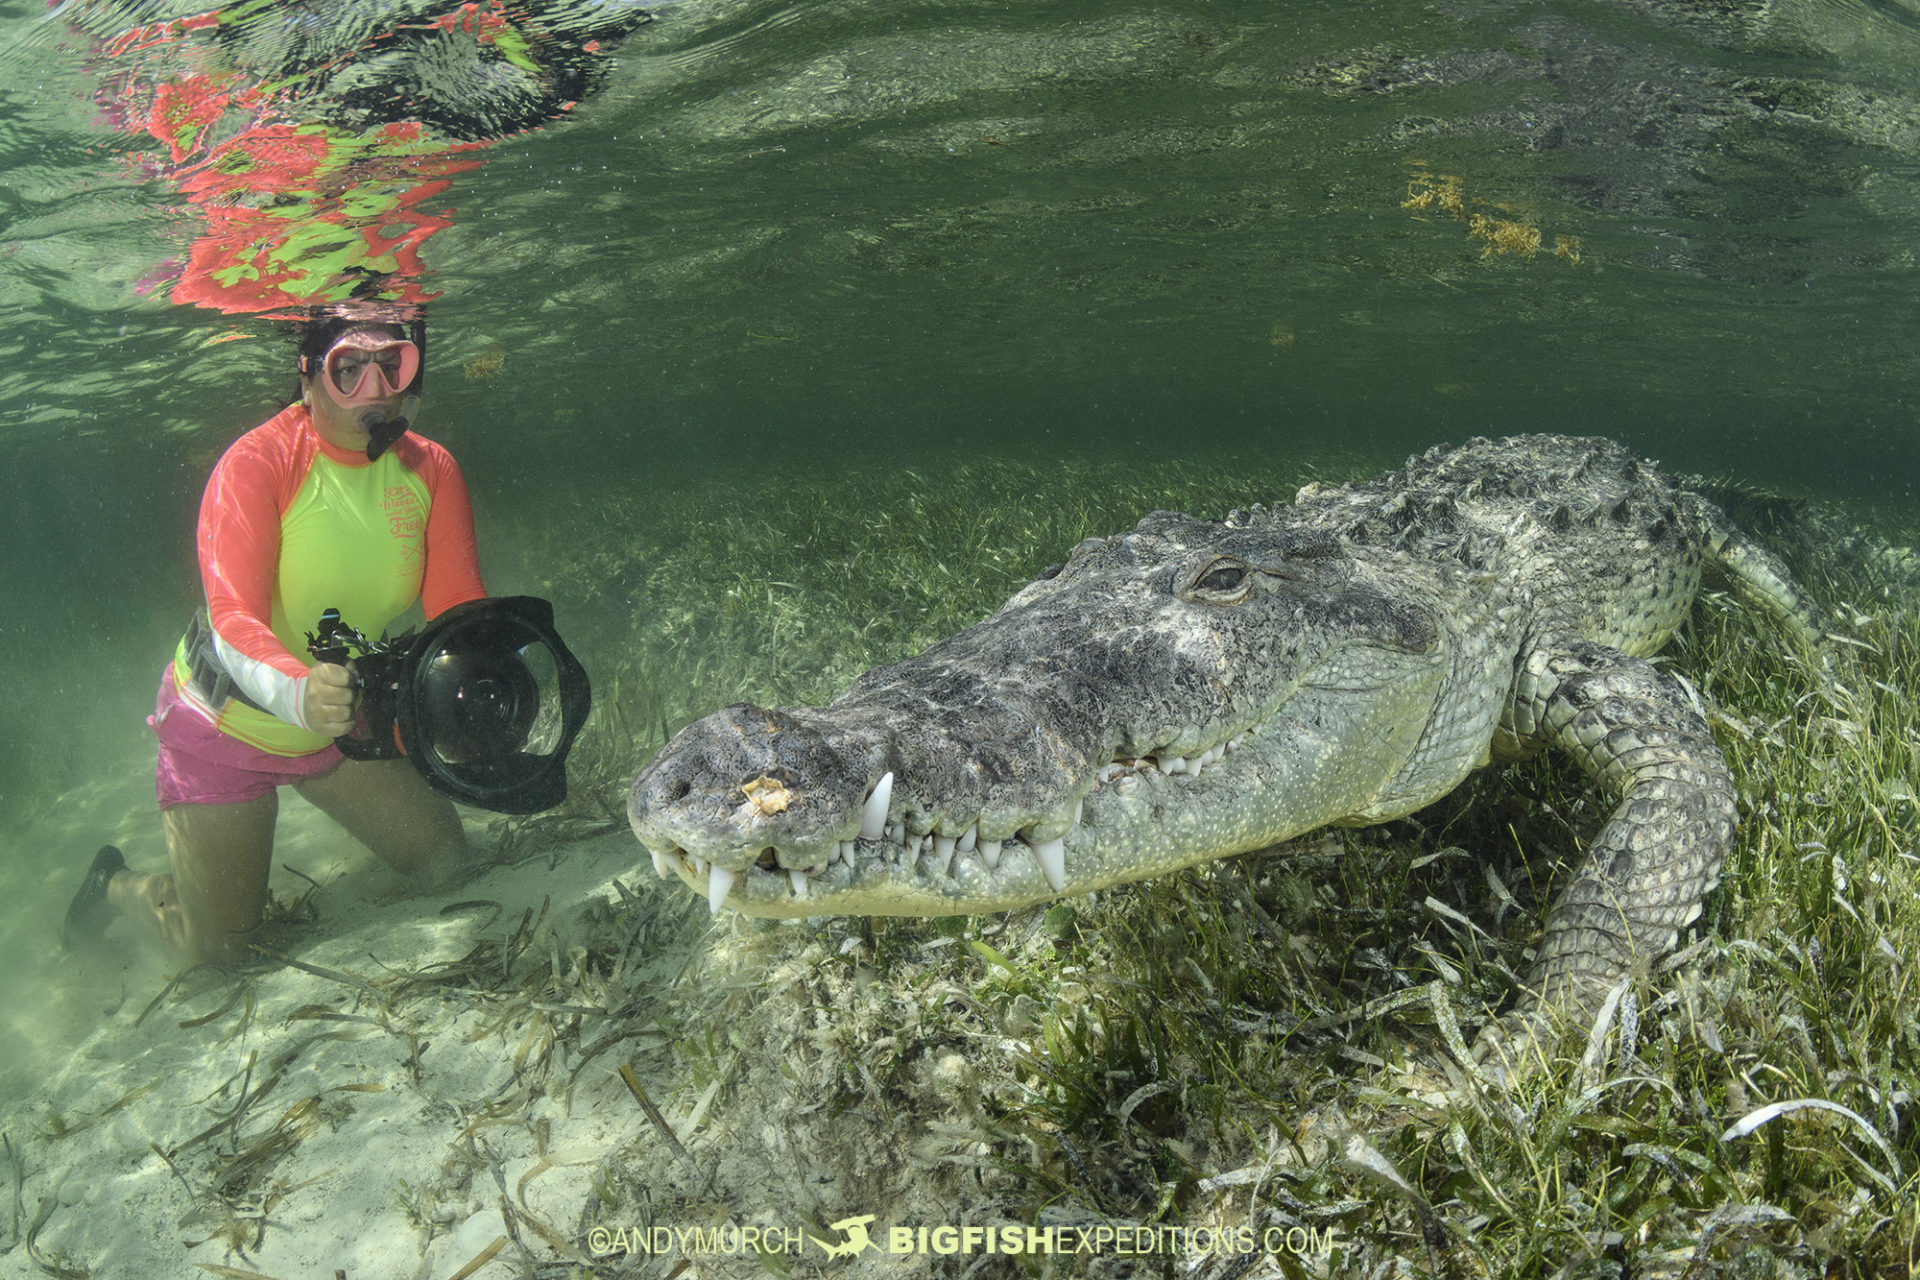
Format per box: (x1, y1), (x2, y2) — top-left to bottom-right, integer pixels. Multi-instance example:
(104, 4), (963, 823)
(62, 0), (655, 314)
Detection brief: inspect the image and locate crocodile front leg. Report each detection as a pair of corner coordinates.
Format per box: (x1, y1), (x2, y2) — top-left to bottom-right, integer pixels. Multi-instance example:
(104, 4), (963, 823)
(1477, 638), (1738, 1061)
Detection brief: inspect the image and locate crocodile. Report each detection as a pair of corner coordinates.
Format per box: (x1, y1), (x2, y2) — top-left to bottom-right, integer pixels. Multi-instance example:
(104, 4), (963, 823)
(628, 434), (1824, 1050)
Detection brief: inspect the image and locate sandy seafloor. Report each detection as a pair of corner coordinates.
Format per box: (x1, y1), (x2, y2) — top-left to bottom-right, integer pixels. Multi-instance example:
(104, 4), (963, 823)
(0, 736), (1094, 1280)
(0, 743), (717, 1280)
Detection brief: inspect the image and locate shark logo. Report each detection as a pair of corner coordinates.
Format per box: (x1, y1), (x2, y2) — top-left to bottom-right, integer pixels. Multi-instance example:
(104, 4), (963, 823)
(809, 1214), (878, 1259)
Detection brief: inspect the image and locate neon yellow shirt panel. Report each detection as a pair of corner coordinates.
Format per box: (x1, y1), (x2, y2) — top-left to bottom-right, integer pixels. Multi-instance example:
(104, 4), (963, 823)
(214, 450), (433, 756)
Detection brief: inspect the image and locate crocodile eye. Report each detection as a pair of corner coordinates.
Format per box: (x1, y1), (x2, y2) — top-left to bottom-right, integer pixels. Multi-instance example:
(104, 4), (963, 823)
(1185, 557), (1255, 602)
(1197, 564), (1246, 592)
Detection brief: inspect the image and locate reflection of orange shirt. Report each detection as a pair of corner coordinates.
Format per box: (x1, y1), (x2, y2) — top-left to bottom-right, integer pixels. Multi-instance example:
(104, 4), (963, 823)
(173, 403), (486, 755)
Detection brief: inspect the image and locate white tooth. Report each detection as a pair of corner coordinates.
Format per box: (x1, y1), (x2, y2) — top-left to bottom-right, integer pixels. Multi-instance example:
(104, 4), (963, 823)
(1072, 799), (1083, 827)
(927, 843), (954, 878)
(788, 869), (809, 899)
(860, 771), (894, 840)
(860, 772), (894, 839)
(1033, 838), (1066, 892)
(1188, 756), (1203, 778)
(979, 839), (1002, 869)
(886, 822), (903, 845)
(837, 840), (853, 864)
(690, 855), (708, 876)
(1164, 755), (1188, 774)
(650, 848), (671, 880)
(707, 865), (735, 915)
(958, 824), (977, 852)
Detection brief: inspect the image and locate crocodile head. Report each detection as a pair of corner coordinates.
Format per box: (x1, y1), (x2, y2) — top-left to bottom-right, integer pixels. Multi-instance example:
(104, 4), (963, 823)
(629, 509), (1457, 916)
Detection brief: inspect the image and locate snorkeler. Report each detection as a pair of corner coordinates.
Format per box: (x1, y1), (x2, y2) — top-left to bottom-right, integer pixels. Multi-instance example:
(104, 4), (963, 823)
(63, 308), (487, 963)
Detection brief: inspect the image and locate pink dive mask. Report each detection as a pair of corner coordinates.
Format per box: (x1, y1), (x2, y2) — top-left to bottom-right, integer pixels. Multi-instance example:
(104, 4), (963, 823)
(320, 333), (421, 406)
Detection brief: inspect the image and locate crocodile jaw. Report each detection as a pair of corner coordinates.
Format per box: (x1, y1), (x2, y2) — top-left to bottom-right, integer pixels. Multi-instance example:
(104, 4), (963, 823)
(631, 656), (1445, 918)
(629, 508), (1456, 918)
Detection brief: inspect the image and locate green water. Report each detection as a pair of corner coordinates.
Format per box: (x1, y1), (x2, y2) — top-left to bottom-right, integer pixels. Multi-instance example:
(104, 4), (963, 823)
(2, 0), (1919, 1010)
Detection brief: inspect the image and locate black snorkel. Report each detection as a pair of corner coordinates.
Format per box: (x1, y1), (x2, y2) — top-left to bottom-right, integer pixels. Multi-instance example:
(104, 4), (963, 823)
(363, 410), (411, 462)
(362, 318), (426, 462)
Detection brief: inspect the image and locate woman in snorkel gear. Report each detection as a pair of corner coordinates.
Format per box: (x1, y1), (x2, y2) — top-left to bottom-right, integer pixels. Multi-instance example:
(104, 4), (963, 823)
(315, 321), (424, 461)
(63, 307), (487, 963)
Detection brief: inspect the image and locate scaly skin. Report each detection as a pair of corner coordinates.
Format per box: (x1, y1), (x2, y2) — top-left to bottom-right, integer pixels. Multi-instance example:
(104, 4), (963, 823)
(629, 435), (1823, 1049)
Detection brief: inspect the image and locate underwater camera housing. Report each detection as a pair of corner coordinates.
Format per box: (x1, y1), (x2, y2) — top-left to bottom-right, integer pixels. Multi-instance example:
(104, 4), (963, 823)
(306, 597), (591, 814)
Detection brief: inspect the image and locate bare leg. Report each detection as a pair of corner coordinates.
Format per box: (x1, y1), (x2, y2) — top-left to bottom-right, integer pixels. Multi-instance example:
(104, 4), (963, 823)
(97, 761), (462, 962)
(109, 793), (278, 964)
(294, 757), (467, 888)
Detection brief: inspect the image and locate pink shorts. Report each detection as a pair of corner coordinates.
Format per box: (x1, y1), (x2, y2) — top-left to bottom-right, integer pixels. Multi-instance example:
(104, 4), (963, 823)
(150, 666), (341, 809)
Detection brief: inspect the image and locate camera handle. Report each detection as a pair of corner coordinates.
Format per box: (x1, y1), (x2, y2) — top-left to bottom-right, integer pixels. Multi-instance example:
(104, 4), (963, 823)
(306, 607), (371, 673)
(304, 608), (407, 759)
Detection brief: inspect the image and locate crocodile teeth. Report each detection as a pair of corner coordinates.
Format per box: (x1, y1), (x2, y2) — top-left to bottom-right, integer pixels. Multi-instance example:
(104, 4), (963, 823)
(1032, 837), (1066, 892)
(788, 868), (809, 899)
(926, 841), (954, 879)
(958, 823), (977, 852)
(707, 864), (735, 915)
(860, 772), (894, 839)
(649, 847), (672, 880)
(1104, 734), (1244, 783)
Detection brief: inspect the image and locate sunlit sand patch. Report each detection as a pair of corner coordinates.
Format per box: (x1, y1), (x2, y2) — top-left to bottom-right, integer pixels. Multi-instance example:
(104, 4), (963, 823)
(3, 807), (713, 1276)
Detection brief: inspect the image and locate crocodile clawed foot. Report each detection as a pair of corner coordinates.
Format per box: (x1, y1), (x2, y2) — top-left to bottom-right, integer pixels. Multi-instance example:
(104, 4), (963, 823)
(1470, 974), (1642, 1089)
(1469, 1006), (1558, 1082)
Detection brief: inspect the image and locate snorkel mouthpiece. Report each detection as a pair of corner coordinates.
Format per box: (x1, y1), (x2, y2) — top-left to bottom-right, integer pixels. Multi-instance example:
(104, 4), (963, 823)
(363, 409), (411, 461)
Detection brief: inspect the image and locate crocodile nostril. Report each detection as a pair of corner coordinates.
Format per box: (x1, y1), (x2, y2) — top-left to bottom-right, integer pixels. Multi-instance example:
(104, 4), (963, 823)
(663, 778), (691, 803)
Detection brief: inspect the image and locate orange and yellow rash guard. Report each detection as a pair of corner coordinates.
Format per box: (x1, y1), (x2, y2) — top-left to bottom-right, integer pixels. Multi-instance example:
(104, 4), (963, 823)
(173, 404), (486, 756)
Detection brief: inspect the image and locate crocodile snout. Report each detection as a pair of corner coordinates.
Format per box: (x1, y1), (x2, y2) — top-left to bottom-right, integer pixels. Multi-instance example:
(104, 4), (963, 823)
(629, 702), (879, 874)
